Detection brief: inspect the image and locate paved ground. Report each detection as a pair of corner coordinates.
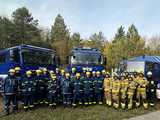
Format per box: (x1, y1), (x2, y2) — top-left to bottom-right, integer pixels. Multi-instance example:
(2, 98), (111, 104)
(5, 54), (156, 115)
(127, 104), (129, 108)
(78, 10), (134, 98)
(126, 111), (160, 120)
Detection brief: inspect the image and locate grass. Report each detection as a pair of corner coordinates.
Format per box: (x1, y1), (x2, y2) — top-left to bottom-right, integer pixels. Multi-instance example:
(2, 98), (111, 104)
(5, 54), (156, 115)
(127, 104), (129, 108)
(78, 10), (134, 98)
(0, 103), (160, 120)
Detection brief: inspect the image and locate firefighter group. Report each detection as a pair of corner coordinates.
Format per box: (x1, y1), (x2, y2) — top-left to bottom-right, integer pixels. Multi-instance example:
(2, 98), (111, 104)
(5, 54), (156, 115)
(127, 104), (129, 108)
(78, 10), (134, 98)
(1, 67), (157, 115)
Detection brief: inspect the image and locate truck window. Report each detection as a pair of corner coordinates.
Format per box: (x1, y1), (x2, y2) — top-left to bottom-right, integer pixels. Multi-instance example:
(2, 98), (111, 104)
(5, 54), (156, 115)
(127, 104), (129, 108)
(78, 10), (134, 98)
(0, 54), (6, 64)
(10, 49), (20, 63)
(22, 49), (54, 66)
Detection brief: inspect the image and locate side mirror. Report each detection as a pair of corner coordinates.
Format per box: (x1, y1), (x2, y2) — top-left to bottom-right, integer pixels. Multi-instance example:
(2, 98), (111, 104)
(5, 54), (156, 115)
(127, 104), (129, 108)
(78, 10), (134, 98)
(104, 57), (107, 65)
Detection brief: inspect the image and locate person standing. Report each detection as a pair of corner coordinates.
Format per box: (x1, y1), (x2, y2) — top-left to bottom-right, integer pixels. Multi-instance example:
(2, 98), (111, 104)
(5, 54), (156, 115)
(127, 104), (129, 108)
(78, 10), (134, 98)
(147, 71), (156, 107)
(103, 73), (112, 106)
(2, 69), (18, 115)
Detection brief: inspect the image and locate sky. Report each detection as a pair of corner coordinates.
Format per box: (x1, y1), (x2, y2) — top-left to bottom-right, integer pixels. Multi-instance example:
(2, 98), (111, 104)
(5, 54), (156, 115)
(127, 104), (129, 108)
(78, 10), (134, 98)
(0, 0), (159, 39)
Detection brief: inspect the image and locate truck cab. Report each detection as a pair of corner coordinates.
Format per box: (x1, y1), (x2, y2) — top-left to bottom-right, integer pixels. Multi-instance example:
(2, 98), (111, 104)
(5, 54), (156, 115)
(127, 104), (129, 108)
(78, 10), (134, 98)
(67, 47), (106, 72)
(0, 44), (59, 80)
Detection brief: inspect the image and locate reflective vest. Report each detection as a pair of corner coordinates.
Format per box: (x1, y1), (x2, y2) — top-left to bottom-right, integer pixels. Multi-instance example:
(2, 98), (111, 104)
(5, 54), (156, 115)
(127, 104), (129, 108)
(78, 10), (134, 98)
(104, 77), (112, 92)
(112, 80), (120, 94)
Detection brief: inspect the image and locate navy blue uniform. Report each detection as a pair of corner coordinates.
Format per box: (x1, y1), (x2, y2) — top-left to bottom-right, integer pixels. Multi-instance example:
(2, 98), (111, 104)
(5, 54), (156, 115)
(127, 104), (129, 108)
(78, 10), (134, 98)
(21, 76), (36, 110)
(94, 76), (104, 104)
(72, 77), (83, 106)
(83, 77), (93, 105)
(3, 75), (18, 113)
(61, 77), (72, 106)
(47, 77), (58, 107)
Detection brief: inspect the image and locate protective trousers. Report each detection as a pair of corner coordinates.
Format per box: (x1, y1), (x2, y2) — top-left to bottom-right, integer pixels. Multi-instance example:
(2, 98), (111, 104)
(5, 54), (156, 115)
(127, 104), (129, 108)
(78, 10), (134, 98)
(121, 90), (127, 109)
(112, 90), (119, 109)
(63, 93), (72, 106)
(104, 90), (112, 106)
(23, 94), (34, 110)
(136, 87), (148, 109)
(48, 93), (57, 107)
(3, 95), (17, 113)
(127, 90), (134, 109)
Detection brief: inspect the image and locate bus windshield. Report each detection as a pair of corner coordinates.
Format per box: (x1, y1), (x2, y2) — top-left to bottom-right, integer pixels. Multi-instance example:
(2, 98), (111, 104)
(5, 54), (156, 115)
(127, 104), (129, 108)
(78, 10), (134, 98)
(71, 52), (102, 65)
(22, 49), (54, 66)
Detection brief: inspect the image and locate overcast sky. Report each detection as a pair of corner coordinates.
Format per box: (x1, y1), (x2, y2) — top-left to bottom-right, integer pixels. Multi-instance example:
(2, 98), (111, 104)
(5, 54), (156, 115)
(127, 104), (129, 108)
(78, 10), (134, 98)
(0, 0), (159, 39)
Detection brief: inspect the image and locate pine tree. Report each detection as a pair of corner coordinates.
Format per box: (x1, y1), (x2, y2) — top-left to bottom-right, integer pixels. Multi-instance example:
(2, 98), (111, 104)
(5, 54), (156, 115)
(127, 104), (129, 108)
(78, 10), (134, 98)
(51, 14), (70, 64)
(12, 7), (41, 45)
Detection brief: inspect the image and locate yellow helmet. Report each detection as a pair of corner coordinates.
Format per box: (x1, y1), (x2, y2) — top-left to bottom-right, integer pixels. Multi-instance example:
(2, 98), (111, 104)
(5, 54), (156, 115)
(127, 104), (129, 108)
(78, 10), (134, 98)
(9, 69), (15, 73)
(43, 68), (47, 72)
(76, 73), (81, 77)
(102, 70), (106, 73)
(61, 69), (65, 73)
(49, 70), (54, 74)
(65, 73), (70, 77)
(15, 67), (21, 71)
(26, 71), (32, 75)
(36, 70), (42, 74)
(72, 67), (76, 72)
(106, 71), (110, 74)
(96, 71), (101, 75)
(86, 71), (90, 75)
(92, 71), (96, 74)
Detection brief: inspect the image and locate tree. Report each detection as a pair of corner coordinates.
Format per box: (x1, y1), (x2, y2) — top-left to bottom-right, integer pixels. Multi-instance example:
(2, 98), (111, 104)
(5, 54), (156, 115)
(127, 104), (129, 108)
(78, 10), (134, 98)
(126, 24), (146, 57)
(12, 7), (41, 45)
(51, 14), (70, 64)
(83, 31), (106, 50)
(146, 35), (160, 55)
(113, 25), (125, 42)
(69, 32), (82, 49)
(103, 26), (126, 68)
(0, 17), (14, 48)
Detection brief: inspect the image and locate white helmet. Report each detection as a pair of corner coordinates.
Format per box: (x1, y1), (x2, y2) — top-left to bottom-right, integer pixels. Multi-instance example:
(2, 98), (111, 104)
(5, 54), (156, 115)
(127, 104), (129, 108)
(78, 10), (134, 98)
(147, 71), (152, 76)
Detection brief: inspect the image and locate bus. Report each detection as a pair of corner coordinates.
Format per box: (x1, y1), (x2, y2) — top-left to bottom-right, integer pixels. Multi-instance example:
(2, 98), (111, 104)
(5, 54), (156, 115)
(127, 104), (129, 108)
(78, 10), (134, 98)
(67, 47), (106, 72)
(0, 44), (59, 80)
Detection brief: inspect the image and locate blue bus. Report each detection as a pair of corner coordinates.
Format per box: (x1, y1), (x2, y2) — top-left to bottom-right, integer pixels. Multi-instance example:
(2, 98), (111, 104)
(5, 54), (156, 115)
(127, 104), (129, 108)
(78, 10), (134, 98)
(67, 47), (106, 72)
(0, 44), (59, 80)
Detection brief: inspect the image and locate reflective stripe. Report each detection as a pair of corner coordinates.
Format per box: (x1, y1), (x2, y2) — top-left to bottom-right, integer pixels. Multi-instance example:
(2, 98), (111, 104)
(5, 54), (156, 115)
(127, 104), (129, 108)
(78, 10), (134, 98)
(24, 106), (28, 109)
(112, 90), (119, 93)
(29, 105), (34, 108)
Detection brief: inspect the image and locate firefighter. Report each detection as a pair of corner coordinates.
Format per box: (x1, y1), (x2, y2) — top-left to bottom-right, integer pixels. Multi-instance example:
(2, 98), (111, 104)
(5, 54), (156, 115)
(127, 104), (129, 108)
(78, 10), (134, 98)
(120, 75), (129, 109)
(47, 75), (58, 108)
(112, 74), (121, 109)
(55, 68), (61, 77)
(127, 76), (137, 109)
(94, 71), (104, 104)
(83, 71), (92, 106)
(58, 69), (66, 103)
(101, 70), (106, 79)
(124, 72), (129, 78)
(21, 71), (36, 111)
(147, 71), (156, 107)
(36, 69), (45, 105)
(62, 73), (72, 107)
(71, 67), (77, 78)
(2, 69), (18, 115)
(136, 72), (149, 109)
(14, 67), (22, 92)
(92, 71), (97, 104)
(14, 67), (22, 110)
(103, 72), (112, 106)
(72, 73), (83, 107)
(42, 68), (49, 105)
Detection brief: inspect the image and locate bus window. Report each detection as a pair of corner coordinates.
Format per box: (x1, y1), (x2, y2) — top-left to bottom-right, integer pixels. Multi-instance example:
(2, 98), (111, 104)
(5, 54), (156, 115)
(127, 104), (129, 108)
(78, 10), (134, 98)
(0, 54), (6, 64)
(22, 49), (54, 66)
(10, 49), (20, 63)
